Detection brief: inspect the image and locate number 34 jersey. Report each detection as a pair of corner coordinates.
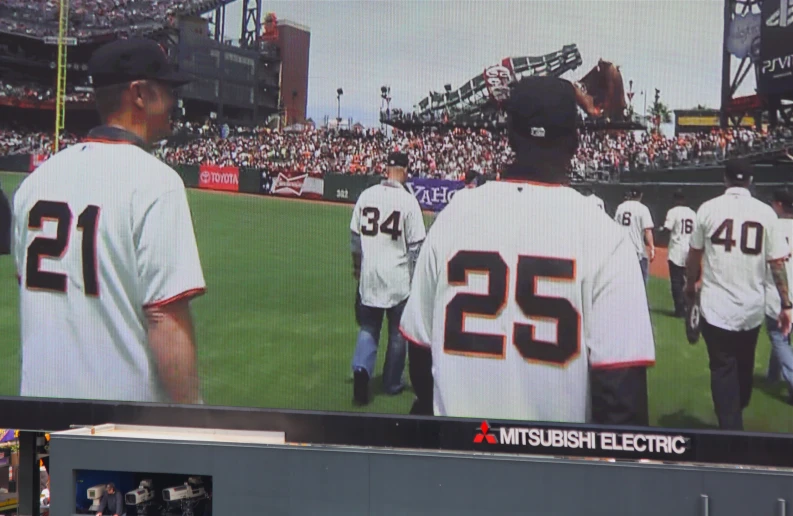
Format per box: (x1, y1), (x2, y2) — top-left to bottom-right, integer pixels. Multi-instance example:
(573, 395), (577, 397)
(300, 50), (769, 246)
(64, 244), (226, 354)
(351, 181), (427, 309)
(690, 187), (788, 332)
(399, 180), (656, 423)
(12, 141), (206, 403)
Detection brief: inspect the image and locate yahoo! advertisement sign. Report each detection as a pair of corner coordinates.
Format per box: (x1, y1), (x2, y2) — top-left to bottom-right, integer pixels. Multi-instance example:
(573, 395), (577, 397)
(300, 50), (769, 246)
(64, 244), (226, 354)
(406, 178), (465, 211)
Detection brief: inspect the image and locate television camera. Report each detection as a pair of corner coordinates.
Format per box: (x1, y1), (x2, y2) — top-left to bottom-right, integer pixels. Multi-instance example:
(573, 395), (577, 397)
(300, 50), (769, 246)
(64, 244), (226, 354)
(86, 484), (106, 512)
(162, 477), (208, 516)
(125, 479), (155, 515)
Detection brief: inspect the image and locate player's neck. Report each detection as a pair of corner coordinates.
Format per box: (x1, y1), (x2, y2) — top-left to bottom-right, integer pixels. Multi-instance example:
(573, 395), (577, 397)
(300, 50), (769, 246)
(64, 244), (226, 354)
(103, 115), (152, 147)
(502, 160), (568, 185)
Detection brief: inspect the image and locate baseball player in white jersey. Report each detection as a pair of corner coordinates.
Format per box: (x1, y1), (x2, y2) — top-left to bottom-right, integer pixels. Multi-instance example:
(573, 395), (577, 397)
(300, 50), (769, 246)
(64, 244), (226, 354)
(685, 160), (792, 430)
(400, 76), (655, 425)
(614, 188), (655, 285)
(661, 189), (696, 317)
(12, 38), (206, 404)
(764, 189), (793, 405)
(580, 186), (605, 211)
(349, 151), (427, 405)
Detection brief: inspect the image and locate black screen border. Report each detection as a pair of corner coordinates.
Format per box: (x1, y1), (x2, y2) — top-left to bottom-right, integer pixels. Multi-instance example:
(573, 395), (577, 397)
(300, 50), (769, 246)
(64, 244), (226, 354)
(5, 396), (793, 468)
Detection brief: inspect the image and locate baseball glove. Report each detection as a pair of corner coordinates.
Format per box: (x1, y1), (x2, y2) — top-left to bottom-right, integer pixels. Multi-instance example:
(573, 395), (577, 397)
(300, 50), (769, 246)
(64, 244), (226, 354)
(685, 290), (702, 345)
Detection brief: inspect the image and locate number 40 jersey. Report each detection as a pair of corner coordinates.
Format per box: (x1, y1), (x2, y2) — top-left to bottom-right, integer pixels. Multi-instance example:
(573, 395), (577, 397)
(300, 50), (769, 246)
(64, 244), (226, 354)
(350, 180), (427, 309)
(399, 180), (656, 423)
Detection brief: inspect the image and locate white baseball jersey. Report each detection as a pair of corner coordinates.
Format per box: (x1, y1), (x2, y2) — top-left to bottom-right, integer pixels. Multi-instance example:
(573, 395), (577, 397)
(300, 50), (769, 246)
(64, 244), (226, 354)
(765, 217), (793, 319)
(586, 193), (605, 211)
(399, 180), (655, 423)
(690, 187), (787, 331)
(351, 180), (426, 309)
(663, 205), (697, 267)
(614, 200), (654, 259)
(12, 140), (206, 402)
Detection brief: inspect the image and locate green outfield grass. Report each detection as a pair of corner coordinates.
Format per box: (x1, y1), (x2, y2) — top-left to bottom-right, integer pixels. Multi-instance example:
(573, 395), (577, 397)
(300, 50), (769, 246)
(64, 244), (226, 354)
(1, 170), (793, 433)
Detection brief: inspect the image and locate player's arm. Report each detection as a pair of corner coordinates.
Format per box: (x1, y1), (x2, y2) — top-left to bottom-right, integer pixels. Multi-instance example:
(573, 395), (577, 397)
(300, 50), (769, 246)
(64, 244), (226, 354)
(684, 210), (706, 299)
(350, 202), (362, 280)
(765, 220), (793, 335)
(589, 238), (655, 426)
(400, 238), (438, 416)
(0, 187), (11, 255)
(405, 199), (427, 281)
(137, 187), (206, 404)
(660, 210), (674, 233)
(643, 207), (656, 261)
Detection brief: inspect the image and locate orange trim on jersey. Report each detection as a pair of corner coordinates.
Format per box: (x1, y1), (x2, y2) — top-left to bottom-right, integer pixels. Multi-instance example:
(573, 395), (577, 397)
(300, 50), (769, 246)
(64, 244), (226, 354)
(143, 288), (207, 309)
(501, 179), (564, 187)
(399, 326), (430, 348)
(591, 359), (656, 370)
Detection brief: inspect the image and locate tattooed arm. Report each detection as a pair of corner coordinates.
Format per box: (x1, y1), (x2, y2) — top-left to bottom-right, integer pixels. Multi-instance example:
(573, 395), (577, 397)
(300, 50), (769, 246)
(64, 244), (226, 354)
(770, 257), (793, 337)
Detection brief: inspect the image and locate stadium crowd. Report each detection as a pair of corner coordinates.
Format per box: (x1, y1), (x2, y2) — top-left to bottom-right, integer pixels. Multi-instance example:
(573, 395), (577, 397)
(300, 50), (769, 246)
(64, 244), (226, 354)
(0, 0), (217, 39)
(1, 121), (791, 180)
(0, 81), (93, 105)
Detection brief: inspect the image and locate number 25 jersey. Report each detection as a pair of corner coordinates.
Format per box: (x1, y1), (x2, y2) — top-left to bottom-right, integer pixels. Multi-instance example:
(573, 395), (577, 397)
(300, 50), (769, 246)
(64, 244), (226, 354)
(399, 180), (656, 423)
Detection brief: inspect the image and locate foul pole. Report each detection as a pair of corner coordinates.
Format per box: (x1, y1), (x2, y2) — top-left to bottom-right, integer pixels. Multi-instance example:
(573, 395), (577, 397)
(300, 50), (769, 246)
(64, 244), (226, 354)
(54, 0), (70, 153)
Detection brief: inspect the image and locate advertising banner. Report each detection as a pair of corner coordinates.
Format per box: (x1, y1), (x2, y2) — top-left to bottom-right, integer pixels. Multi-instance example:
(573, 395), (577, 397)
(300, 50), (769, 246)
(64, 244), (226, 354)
(759, 0), (793, 95)
(29, 154), (48, 172)
(406, 177), (465, 211)
(198, 164), (240, 192)
(270, 172), (324, 199)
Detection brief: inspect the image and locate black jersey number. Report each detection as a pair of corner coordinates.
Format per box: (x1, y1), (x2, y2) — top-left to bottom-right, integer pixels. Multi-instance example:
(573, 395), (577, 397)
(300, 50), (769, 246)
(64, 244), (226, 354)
(25, 200), (101, 296)
(682, 218), (694, 234)
(710, 219), (762, 255)
(360, 207), (402, 241)
(621, 212), (632, 226)
(443, 251), (580, 366)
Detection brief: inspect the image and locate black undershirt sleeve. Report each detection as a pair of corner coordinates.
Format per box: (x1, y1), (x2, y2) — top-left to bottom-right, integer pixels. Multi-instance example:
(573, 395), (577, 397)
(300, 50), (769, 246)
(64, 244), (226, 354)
(590, 366), (649, 426)
(408, 342), (434, 415)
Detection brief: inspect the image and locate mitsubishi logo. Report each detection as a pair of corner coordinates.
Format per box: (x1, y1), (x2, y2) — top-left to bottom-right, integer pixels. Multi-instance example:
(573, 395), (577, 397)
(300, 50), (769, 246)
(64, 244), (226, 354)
(767, 0), (793, 27)
(473, 421), (497, 444)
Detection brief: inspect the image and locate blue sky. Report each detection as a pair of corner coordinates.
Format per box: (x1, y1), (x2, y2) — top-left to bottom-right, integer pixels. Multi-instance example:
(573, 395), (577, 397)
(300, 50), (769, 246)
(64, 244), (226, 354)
(217, 0), (753, 127)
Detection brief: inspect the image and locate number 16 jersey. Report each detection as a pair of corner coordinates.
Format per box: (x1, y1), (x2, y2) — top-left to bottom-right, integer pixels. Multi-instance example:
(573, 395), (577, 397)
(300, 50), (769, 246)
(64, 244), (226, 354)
(399, 180), (656, 423)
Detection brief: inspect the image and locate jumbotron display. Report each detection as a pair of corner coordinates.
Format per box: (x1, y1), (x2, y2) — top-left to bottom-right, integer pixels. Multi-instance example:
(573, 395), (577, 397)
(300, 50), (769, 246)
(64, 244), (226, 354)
(1, 0), (793, 467)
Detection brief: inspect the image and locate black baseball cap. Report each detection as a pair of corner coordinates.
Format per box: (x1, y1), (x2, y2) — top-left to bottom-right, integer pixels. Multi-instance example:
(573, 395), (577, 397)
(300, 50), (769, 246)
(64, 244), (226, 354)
(88, 38), (193, 89)
(725, 158), (754, 182)
(773, 188), (793, 207)
(505, 76), (578, 142)
(386, 151), (409, 167)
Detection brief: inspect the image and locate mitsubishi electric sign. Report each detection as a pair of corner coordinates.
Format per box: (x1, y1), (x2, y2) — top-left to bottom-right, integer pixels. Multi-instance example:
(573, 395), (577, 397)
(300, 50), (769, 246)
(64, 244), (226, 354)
(473, 421), (691, 459)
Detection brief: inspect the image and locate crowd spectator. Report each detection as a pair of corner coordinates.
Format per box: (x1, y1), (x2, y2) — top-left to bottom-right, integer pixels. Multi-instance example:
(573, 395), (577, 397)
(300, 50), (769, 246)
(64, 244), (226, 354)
(0, 80), (93, 104)
(1, 121), (791, 180)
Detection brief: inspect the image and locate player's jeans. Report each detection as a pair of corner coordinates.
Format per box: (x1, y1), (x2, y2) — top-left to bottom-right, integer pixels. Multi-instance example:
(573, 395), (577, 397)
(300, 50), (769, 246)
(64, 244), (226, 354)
(701, 318), (761, 431)
(639, 258), (649, 286)
(668, 261), (687, 316)
(352, 298), (407, 394)
(765, 316), (793, 398)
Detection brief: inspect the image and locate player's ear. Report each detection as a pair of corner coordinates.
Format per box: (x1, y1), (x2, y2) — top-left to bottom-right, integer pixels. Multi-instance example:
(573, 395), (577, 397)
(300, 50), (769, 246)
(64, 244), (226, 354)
(128, 81), (146, 109)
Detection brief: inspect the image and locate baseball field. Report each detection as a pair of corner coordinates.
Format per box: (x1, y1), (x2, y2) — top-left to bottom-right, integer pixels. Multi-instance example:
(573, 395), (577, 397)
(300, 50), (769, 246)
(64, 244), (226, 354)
(1, 170), (792, 434)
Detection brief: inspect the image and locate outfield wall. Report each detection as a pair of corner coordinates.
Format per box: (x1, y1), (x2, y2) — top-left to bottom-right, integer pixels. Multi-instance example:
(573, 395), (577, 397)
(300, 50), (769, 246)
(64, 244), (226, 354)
(5, 154), (793, 246)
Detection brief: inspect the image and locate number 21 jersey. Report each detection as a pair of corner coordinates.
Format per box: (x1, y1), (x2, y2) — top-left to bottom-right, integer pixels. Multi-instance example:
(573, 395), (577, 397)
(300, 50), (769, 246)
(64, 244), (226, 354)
(12, 141), (206, 403)
(399, 181), (656, 423)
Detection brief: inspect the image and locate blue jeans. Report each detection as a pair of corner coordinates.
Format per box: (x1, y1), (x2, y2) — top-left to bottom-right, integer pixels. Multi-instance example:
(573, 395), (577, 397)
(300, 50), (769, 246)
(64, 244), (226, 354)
(639, 257), (649, 286)
(766, 315), (793, 394)
(352, 298), (407, 394)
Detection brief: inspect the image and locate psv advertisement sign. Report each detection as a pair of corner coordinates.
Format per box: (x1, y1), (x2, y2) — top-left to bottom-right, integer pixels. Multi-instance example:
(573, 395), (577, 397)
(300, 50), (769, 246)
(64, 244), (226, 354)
(759, 0), (793, 95)
(199, 165), (239, 192)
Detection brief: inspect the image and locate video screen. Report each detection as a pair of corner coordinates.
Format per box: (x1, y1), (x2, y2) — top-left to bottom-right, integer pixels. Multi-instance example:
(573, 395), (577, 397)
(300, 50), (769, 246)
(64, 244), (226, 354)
(75, 470), (212, 516)
(0, 0), (792, 438)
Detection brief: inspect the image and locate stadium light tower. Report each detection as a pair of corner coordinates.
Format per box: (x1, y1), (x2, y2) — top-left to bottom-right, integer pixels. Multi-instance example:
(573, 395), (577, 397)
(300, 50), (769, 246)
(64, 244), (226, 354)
(54, 0), (71, 153)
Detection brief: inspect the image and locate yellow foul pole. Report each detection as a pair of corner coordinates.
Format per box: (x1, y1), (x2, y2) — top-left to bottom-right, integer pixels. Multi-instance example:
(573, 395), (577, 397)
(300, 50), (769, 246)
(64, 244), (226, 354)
(53, 0), (70, 153)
